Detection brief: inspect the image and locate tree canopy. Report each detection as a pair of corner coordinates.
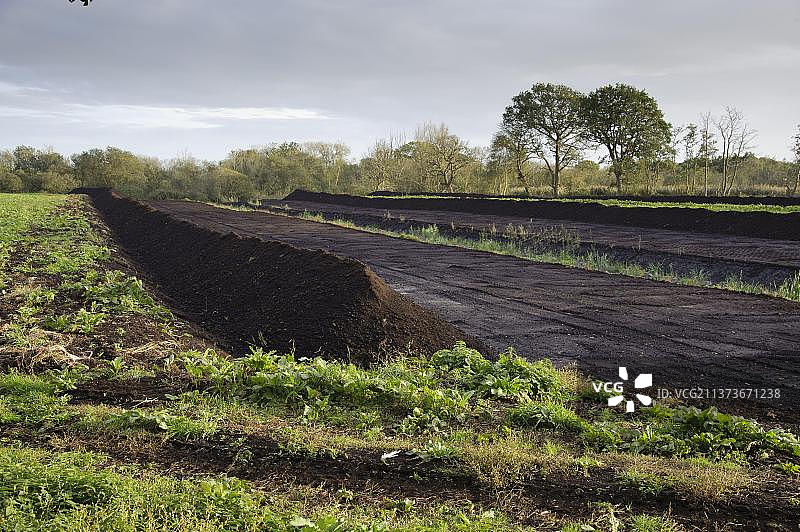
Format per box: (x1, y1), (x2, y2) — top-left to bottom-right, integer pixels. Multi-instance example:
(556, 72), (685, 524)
(502, 83), (585, 196)
(582, 84), (671, 192)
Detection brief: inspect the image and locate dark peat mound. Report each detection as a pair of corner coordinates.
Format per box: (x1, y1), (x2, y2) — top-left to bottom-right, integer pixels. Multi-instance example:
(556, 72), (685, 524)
(75, 188), (484, 363)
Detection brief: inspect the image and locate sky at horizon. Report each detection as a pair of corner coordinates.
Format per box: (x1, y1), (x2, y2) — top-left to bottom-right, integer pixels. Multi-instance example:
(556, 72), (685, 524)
(0, 0), (798, 163)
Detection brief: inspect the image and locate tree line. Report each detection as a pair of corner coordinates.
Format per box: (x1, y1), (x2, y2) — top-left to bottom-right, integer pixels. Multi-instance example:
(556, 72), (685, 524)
(494, 83), (796, 197)
(1, 83), (799, 199)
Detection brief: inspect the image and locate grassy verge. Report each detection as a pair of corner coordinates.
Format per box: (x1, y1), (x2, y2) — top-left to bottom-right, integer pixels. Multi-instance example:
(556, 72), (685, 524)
(2, 193), (799, 530)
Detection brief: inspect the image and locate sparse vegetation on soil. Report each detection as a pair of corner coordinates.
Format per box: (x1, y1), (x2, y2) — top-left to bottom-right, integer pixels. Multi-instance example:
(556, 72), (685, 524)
(1, 192), (799, 529)
(281, 208), (800, 304)
(284, 191), (800, 241)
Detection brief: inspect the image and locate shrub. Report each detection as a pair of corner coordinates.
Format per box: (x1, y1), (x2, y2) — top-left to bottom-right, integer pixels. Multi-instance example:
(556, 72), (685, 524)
(508, 400), (588, 433)
(431, 342), (572, 402)
(0, 171), (23, 193)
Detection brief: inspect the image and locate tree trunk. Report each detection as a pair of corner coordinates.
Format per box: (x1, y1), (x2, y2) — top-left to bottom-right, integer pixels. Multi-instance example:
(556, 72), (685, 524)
(703, 159), (709, 196)
(726, 157), (741, 196)
(552, 143), (560, 197)
(685, 162), (690, 194)
(515, 164), (530, 196)
(720, 147), (729, 196)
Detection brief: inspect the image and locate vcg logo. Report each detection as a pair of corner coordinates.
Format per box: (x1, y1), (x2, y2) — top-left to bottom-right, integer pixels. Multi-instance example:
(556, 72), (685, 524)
(68, 0), (93, 6)
(593, 367), (653, 413)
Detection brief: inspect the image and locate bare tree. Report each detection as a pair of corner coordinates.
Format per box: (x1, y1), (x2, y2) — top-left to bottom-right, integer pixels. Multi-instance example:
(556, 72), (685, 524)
(727, 121), (756, 195)
(303, 142), (350, 192)
(360, 133), (405, 192)
(714, 107), (756, 195)
(683, 123), (698, 194)
(413, 123), (473, 193)
(698, 112), (717, 196)
(668, 125), (685, 184)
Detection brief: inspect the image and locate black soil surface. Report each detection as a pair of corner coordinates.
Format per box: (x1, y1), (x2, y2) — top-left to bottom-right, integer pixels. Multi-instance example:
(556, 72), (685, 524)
(259, 199), (800, 286)
(287, 190), (800, 240)
(149, 200), (800, 423)
(81, 189), (483, 362)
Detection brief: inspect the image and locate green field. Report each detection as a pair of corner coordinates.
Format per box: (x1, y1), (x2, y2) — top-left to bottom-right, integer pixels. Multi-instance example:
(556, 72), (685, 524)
(1, 194), (799, 530)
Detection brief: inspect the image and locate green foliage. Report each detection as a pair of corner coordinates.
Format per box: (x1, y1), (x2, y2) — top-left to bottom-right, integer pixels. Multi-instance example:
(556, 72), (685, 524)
(182, 348), (241, 391)
(501, 83), (586, 196)
(776, 462), (800, 475)
(71, 306), (106, 333)
(0, 169), (23, 193)
(583, 83), (671, 191)
(508, 401), (588, 433)
(177, 343), (571, 436)
(411, 439), (461, 461)
(430, 341), (572, 402)
(106, 408), (218, 437)
(0, 372), (59, 396)
(617, 469), (668, 496)
(41, 171), (79, 194)
(616, 407), (800, 462)
(64, 270), (172, 320)
(0, 446), (273, 530)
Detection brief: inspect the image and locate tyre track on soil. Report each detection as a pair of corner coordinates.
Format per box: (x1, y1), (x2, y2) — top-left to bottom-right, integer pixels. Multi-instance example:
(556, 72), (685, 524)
(147, 201), (800, 421)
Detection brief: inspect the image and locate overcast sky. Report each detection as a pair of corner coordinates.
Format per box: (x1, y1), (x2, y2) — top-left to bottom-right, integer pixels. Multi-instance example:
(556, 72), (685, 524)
(0, 0), (798, 162)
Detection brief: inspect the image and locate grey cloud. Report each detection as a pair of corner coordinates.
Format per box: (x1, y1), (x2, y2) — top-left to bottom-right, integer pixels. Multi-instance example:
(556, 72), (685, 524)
(0, 0), (798, 159)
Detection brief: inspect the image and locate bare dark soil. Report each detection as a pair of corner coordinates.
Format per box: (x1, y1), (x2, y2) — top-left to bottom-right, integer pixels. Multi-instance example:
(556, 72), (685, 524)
(287, 190), (800, 240)
(259, 199), (800, 286)
(148, 200), (800, 423)
(84, 189), (483, 362)
(370, 190), (800, 207)
(64, 376), (192, 407)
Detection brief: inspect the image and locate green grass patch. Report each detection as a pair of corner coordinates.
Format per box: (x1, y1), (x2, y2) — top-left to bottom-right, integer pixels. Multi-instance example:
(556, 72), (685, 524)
(0, 445), (518, 531)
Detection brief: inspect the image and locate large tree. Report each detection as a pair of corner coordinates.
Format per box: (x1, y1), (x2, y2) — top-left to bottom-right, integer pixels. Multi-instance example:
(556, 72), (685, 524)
(582, 84), (671, 193)
(501, 83), (584, 196)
